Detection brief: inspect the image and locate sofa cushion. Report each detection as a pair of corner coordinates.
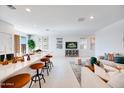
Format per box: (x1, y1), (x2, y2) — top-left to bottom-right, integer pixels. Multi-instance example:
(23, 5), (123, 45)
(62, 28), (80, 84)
(107, 72), (124, 88)
(103, 64), (119, 72)
(81, 67), (110, 88)
(94, 64), (110, 81)
(99, 59), (117, 67)
(114, 57), (124, 64)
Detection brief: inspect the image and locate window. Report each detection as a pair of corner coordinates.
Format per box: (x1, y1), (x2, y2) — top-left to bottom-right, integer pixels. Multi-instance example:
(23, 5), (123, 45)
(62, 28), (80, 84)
(21, 36), (27, 54)
(80, 38), (88, 50)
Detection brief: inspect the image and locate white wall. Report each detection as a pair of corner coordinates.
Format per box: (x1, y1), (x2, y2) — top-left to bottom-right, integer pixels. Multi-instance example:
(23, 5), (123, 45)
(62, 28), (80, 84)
(0, 20), (28, 55)
(43, 35), (95, 57)
(32, 34), (95, 57)
(95, 19), (124, 57)
(30, 35), (42, 50)
(0, 20), (15, 55)
(50, 35), (95, 57)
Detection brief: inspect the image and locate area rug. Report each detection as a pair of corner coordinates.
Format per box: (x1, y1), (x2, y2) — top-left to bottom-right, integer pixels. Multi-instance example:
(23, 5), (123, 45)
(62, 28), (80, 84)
(70, 61), (81, 85)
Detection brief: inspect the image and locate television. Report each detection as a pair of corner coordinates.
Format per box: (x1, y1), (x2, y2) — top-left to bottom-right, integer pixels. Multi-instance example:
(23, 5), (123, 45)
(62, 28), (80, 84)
(66, 42), (77, 49)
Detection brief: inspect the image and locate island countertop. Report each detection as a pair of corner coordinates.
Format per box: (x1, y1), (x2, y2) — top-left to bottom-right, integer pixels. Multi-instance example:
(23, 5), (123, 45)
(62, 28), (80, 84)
(0, 53), (47, 82)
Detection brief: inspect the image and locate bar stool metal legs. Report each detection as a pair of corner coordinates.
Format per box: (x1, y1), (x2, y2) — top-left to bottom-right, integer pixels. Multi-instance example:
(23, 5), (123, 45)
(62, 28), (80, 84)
(44, 62), (50, 76)
(49, 61), (54, 70)
(29, 63), (46, 88)
(29, 69), (45, 88)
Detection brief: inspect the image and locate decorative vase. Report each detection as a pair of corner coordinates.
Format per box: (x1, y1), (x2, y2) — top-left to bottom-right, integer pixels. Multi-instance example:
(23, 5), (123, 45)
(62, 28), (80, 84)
(27, 54), (30, 61)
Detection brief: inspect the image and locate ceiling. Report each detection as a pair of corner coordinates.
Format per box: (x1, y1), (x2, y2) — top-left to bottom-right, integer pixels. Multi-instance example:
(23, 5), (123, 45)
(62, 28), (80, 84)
(0, 5), (124, 36)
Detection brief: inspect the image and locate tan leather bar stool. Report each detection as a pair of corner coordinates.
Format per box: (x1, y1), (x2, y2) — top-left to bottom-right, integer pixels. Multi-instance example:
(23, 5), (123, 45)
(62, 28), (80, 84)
(40, 57), (50, 76)
(29, 63), (45, 88)
(45, 54), (53, 70)
(1, 73), (31, 88)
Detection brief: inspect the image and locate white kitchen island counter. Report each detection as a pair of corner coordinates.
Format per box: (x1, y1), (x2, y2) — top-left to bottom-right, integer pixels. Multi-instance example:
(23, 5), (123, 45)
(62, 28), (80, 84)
(0, 53), (47, 82)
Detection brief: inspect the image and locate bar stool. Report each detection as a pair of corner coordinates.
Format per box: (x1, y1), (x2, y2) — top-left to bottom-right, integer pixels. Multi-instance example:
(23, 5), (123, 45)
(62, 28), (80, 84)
(29, 63), (45, 88)
(45, 54), (53, 70)
(40, 57), (50, 76)
(1, 73), (31, 88)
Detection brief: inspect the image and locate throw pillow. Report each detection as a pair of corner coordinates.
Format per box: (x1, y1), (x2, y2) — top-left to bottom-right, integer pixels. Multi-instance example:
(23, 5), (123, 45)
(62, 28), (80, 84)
(104, 53), (108, 60)
(90, 57), (97, 66)
(85, 58), (91, 66)
(108, 53), (114, 61)
(78, 58), (82, 65)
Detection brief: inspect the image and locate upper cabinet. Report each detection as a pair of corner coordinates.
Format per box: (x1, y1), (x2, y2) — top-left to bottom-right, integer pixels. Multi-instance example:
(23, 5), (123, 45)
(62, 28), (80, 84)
(0, 32), (13, 55)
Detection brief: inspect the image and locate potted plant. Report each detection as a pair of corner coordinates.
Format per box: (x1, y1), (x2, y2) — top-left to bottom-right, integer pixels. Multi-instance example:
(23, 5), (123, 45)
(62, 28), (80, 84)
(28, 39), (36, 53)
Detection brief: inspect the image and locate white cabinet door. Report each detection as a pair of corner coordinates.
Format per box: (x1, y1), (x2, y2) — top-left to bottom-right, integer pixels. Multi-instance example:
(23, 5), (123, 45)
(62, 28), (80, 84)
(0, 32), (5, 54)
(5, 33), (13, 54)
(0, 32), (13, 54)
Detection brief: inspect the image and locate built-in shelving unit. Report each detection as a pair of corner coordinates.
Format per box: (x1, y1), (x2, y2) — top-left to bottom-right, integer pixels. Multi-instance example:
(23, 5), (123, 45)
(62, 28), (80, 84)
(65, 50), (79, 57)
(56, 38), (63, 49)
(65, 42), (79, 57)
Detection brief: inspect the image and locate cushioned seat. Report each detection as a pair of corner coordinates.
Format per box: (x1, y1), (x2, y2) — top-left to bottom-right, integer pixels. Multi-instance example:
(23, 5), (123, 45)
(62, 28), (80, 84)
(30, 63), (44, 69)
(40, 57), (49, 62)
(1, 73), (31, 88)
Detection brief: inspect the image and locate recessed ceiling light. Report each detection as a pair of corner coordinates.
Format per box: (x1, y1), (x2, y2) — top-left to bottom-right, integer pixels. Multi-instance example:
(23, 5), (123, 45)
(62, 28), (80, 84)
(25, 8), (31, 12)
(90, 16), (94, 19)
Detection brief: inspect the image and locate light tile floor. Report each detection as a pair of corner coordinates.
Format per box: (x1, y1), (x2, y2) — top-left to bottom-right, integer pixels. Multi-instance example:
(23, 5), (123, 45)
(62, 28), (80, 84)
(15, 57), (80, 88)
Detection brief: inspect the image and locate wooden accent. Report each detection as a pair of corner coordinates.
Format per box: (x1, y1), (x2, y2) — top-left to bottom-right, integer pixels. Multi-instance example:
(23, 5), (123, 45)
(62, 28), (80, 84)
(1, 73), (31, 88)
(85, 65), (94, 72)
(0, 56), (25, 65)
(14, 35), (20, 54)
(41, 57), (50, 62)
(1, 60), (9, 65)
(30, 63), (44, 70)
(12, 57), (17, 63)
(15, 56), (24, 62)
(29, 63), (46, 88)
(46, 54), (53, 58)
(99, 76), (108, 83)
(0, 60), (13, 65)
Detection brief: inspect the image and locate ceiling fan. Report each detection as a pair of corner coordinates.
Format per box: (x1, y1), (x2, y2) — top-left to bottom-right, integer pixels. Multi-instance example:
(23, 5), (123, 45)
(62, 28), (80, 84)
(6, 5), (16, 10)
